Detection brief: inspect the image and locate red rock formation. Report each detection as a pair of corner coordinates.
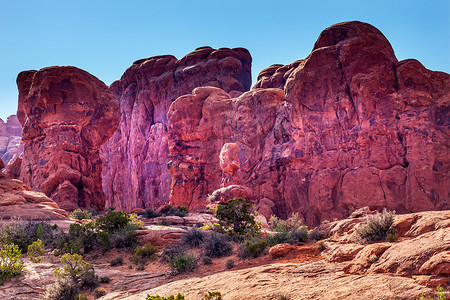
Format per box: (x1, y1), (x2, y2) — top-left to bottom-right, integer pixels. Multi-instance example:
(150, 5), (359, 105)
(167, 21), (449, 225)
(101, 47), (251, 211)
(0, 157), (69, 220)
(16, 66), (119, 211)
(0, 115), (23, 166)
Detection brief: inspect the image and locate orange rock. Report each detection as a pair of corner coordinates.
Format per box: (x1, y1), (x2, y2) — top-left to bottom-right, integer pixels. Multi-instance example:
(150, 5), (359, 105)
(269, 243), (295, 258)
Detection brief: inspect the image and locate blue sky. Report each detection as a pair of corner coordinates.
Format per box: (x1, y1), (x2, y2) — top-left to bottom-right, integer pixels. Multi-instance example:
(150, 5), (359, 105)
(1, 0), (449, 121)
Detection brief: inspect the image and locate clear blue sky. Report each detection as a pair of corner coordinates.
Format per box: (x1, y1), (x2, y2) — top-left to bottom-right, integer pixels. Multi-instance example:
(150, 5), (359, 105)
(1, 0), (449, 121)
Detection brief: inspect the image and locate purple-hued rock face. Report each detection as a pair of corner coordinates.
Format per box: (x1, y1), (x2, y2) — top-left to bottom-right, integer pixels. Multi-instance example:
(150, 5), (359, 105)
(101, 47), (252, 211)
(0, 115), (23, 166)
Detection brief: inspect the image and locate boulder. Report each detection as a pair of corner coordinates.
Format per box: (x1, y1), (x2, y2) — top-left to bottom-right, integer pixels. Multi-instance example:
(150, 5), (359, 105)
(269, 243), (296, 258)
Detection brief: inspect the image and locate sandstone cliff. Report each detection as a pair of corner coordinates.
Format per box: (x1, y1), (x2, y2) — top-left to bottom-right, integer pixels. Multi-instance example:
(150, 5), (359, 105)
(167, 21), (449, 225)
(0, 115), (23, 166)
(101, 47), (252, 211)
(16, 66), (119, 211)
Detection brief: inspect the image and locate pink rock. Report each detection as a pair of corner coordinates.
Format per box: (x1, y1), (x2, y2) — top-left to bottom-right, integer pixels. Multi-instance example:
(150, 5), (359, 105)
(16, 66), (119, 211)
(0, 115), (23, 166)
(101, 47), (252, 212)
(165, 21), (449, 225)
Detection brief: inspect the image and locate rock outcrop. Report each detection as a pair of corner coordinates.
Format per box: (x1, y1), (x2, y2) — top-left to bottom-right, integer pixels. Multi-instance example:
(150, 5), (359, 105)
(0, 115), (23, 166)
(16, 66), (119, 211)
(101, 47), (251, 211)
(167, 21), (449, 225)
(0, 158), (69, 220)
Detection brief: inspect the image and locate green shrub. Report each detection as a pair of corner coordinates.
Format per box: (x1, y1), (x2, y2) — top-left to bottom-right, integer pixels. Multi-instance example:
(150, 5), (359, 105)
(141, 208), (161, 219)
(146, 294), (185, 300)
(129, 213), (144, 229)
(70, 209), (93, 220)
(269, 213), (303, 232)
(266, 213), (308, 246)
(161, 245), (186, 263)
(355, 209), (395, 243)
(287, 226), (308, 244)
(309, 227), (327, 241)
(238, 237), (268, 259)
(45, 279), (79, 300)
(132, 243), (159, 265)
(110, 257), (123, 266)
(168, 252), (197, 275)
(225, 259), (234, 269)
(266, 226), (308, 246)
(216, 198), (260, 238)
(93, 287), (107, 298)
(68, 222), (99, 254)
(96, 209), (131, 234)
(181, 227), (205, 248)
(202, 256), (212, 265)
(418, 285), (447, 300)
(386, 232), (398, 242)
(202, 232), (233, 258)
(162, 205), (189, 217)
(76, 294), (87, 300)
(99, 276), (112, 283)
(28, 239), (45, 263)
(110, 225), (137, 249)
(0, 243), (24, 284)
(0, 220), (60, 252)
(202, 291), (223, 300)
(54, 253), (98, 290)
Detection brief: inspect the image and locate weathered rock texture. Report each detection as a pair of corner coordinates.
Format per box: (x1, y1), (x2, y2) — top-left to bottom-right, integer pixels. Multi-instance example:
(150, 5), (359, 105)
(0, 115), (23, 166)
(16, 66), (119, 211)
(101, 47), (251, 211)
(167, 21), (449, 225)
(0, 158), (69, 220)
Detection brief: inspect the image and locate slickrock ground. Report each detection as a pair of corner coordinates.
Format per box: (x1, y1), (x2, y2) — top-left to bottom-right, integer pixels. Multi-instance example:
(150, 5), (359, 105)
(167, 21), (450, 225)
(16, 66), (119, 211)
(0, 115), (22, 166)
(2, 210), (447, 300)
(101, 47), (251, 212)
(99, 210), (449, 300)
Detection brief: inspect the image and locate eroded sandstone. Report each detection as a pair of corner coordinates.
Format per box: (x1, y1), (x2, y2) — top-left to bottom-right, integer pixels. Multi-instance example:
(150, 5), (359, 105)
(101, 47), (251, 211)
(166, 21), (449, 224)
(16, 66), (119, 211)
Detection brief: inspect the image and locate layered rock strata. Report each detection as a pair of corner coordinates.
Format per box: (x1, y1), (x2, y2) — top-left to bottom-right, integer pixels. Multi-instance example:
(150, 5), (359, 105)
(0, 157), (69, 220)
(167, 21), (449, 225)
(101, 47), (251, 211)
(16, 66), (119, 211)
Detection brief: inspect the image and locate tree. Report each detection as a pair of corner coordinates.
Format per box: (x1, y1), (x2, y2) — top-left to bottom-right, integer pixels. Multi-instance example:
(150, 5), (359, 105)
(216, 198), (260, 238)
